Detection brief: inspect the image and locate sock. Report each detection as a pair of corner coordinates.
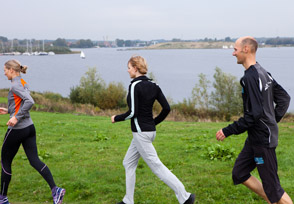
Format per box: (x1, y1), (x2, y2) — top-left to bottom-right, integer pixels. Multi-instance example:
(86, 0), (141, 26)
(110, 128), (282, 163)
(51, 186), (57, 195)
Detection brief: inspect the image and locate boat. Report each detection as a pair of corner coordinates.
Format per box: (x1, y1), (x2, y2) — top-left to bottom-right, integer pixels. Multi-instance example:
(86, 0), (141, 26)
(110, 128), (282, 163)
(80, 51), (85, 59)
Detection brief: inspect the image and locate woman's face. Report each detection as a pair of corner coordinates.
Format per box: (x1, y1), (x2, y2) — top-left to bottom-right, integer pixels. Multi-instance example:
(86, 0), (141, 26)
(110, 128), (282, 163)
(127, 63), (137, 78)
(4, 66), (13, 80)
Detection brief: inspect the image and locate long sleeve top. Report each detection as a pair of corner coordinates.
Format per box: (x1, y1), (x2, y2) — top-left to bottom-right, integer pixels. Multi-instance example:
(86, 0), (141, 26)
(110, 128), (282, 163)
(115, 76), (170, 132)
(7, 76), (34, 129)
(222, 63), (290, 148)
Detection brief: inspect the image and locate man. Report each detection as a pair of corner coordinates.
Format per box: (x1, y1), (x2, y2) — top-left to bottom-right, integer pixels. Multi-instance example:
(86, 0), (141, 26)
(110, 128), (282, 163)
(216, 36), (292, 204)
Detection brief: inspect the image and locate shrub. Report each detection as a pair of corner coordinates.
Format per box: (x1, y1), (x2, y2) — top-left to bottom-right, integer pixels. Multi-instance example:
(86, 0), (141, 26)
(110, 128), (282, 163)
(97, 82), (127, 109)
(69, 67), (127, 110)
(204, 144), (236, 161)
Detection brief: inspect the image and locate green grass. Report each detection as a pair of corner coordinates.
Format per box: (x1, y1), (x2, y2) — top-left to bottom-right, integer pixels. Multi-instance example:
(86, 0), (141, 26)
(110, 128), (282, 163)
(0, 112), (293, 204)
(0, 97), (7, 103)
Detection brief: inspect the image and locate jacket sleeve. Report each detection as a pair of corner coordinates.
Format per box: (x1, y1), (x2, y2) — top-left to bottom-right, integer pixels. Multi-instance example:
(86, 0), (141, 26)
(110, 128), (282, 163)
(154, 87), (170, 125)
(12, 84), (34, 121)
(115, 83), (139, 122)
(222, 75), (263, 137)
(272, 79), (290, 122)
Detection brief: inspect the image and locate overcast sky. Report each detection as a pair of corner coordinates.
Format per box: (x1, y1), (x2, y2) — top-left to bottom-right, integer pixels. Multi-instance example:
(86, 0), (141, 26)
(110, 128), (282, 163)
(1, 0), (294, 41)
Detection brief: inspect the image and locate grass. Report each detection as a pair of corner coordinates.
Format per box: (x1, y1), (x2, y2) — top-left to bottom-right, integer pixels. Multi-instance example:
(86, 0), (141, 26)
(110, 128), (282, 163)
(0, 112), (293, 204)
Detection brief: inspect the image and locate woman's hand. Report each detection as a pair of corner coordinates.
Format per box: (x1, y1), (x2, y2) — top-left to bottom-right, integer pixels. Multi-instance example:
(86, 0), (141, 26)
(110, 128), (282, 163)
(7, 116), (18, 127)
(111, 115), (116, 123)
(0, 107), (8, 115)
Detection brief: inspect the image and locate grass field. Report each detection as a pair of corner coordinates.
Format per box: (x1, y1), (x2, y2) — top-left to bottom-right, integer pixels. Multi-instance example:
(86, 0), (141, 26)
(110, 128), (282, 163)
(0, 112), (293, 204)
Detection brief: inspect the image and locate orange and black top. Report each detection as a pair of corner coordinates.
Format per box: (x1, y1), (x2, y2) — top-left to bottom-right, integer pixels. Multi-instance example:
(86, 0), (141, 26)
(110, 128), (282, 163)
(7, 76), (34, 129)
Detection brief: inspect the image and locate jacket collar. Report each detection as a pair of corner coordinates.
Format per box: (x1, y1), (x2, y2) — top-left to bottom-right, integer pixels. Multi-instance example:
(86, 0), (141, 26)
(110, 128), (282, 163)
(11, 76), (21, 82)
(131, 75), (150, 83)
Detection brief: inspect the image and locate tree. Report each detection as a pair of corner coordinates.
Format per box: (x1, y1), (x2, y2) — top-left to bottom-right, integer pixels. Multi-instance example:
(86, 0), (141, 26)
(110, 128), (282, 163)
(210, 67), (242, 121)
(0, 36), (8, 42)
(53, 38), (67, 47)
(115, 39), (125, 47)
(191, 73), (211, 111)
(125, 40), (132, 47)
(225, 37), (232, 42)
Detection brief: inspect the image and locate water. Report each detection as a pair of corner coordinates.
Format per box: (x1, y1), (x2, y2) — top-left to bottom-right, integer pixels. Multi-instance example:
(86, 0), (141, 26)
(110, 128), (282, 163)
(0, 47), (293, 111)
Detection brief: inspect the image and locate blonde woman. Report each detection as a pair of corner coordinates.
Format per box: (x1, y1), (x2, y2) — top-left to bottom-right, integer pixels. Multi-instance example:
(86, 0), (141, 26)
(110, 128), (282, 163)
(111, 56), (195, 204)
(0, 60), (65, 204)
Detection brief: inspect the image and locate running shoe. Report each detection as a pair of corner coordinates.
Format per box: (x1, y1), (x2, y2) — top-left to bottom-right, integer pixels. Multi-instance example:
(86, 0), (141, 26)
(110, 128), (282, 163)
(0, 196), (9, 204)
(117, 202), (126, 204)
(184, 193), (195, 204)
(52, 187), (66, 204)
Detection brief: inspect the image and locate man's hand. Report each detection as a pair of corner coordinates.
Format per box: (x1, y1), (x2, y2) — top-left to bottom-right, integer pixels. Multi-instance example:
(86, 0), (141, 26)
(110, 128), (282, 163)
(216, 129), (226, 141)
(111, 115), (116, 123)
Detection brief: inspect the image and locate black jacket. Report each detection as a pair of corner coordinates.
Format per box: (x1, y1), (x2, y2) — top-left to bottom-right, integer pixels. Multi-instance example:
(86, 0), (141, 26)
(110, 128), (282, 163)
(222, 63), (290, 147)
(115, 76), (170, 132)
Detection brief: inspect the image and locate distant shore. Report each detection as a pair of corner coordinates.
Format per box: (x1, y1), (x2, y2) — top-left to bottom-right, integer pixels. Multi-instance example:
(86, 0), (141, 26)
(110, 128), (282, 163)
(124, 41), (294, 50)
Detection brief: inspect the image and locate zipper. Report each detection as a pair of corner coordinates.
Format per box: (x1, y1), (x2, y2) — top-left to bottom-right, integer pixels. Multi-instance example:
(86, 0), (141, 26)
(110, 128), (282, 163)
(259, 119), (271, 144)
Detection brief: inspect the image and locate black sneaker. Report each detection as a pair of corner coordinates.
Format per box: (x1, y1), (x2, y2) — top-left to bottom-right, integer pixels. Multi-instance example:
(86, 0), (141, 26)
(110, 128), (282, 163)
(117, 202), (126, 204)
(184, 193), (195, 204)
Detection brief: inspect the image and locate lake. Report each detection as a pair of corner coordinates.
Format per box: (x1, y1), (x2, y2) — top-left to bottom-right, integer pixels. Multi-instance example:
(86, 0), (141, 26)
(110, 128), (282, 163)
(0, 47), (293, 111)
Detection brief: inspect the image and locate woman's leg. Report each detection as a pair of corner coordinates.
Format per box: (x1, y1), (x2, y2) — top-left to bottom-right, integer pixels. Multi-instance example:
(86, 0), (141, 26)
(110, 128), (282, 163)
(1, 129), (22, 196)
(22, 125), (56, 189)
(122, 139), (140, 204)
(133, 132), (190, 204)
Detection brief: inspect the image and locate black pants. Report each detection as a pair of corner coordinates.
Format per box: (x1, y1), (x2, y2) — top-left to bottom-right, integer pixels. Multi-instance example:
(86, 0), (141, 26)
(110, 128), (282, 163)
(232, 141), (284, 203)
(1, 124), (56, 196)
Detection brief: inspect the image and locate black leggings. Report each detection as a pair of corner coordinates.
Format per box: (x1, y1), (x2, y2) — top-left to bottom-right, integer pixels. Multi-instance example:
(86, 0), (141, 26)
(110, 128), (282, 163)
(1, 124), (56, 196)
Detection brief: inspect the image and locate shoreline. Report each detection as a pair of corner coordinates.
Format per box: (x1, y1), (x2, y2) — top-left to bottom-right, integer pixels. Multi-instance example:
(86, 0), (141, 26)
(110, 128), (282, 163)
(122, 42), (294, 50)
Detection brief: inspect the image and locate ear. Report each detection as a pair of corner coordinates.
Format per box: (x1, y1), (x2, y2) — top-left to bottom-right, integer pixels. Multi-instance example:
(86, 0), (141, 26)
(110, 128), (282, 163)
(243, 45), (249, 53)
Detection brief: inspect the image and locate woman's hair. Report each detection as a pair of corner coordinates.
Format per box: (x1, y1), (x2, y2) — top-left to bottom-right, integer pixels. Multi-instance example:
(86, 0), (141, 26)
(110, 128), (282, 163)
(4, 59), (28, 74)
(128, 55), (148, 74)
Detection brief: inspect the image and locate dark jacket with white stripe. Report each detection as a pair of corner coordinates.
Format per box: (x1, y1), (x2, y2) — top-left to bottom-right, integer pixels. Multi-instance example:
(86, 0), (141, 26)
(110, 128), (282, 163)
(115, 76), (170, 132)
(222, 63), (290, 148)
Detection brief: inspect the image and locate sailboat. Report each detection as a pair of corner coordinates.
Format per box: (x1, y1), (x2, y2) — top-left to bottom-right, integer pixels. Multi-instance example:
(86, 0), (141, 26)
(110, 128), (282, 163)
(80, 51), (85, 59)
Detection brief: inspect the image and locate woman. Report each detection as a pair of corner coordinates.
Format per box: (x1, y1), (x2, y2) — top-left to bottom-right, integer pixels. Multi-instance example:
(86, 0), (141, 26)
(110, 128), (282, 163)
(0, 60), (65, 204)
(111, 56), (195, 204)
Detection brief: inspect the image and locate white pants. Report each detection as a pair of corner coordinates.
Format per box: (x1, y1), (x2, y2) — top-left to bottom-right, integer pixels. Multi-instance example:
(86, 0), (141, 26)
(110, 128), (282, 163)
(122, 131), (190, 204)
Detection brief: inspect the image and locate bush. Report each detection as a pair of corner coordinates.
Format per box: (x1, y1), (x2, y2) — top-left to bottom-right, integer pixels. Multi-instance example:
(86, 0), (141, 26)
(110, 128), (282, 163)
(69, 67), (127, 110)
(97, 82), (127, 109)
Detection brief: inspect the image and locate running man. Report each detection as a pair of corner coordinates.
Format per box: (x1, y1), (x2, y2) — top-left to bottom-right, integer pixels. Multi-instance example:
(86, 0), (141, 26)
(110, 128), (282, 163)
(0, 60), (65, 204)
(216, 36), (292, 204)
(111, 55), (195, 204)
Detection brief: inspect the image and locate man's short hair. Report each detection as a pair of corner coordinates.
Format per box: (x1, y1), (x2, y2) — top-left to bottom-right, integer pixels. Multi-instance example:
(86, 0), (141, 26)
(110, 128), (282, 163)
(241, 38), (258, 53)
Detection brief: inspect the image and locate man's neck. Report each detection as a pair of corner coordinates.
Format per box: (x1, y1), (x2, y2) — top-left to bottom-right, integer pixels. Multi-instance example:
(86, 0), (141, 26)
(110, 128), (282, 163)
(243, 57), (256, 70)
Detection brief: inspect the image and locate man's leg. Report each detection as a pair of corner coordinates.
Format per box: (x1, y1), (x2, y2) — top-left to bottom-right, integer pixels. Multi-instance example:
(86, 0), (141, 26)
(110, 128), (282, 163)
(277, 192), (293, 204)
(243, 176), (271, 204)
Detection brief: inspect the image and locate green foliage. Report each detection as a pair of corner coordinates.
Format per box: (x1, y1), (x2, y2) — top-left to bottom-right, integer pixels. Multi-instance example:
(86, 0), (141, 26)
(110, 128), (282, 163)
(69, 67), (127, 109)
(52, 38), (67, 47)
(191, 73), (211, 111)
(211, 67), (242, 121)
(70, 39), (94, 48)
(204, 144), (236, 161)
(98, 82), (127, 109)
(174, 68), (242, 121)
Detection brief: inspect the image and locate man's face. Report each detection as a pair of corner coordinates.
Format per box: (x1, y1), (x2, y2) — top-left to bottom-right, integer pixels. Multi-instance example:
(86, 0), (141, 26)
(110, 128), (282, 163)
(232, 40), (246, 64)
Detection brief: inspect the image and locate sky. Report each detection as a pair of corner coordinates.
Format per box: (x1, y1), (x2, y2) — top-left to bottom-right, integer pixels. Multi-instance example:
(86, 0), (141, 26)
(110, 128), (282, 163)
(1, 0), (294, 41)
